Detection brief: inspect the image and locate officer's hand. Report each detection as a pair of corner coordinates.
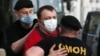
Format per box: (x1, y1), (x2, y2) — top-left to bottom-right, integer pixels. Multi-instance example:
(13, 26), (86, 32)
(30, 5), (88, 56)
(48, 44), (68, 56)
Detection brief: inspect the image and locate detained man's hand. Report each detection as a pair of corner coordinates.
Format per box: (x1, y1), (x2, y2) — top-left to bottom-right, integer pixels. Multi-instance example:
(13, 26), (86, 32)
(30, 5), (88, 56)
(48, 44), (68, 56)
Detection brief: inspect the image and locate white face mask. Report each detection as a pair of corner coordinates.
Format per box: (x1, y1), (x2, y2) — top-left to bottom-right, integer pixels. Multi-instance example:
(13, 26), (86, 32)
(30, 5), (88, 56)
(44, 19), (57, 32)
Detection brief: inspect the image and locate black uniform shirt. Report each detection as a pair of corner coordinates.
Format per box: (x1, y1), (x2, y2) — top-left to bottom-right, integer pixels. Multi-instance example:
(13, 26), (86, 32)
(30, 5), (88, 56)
(37, 36), (91, 56)
(5, 19), (37, 56)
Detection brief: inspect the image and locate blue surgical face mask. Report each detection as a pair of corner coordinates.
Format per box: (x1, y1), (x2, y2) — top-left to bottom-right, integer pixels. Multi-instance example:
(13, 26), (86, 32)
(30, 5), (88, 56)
(20, 15), (34, 24)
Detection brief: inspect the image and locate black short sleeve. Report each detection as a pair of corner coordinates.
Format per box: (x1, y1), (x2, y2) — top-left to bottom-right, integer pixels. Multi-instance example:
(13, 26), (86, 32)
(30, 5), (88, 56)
(37, 38), (54, 56)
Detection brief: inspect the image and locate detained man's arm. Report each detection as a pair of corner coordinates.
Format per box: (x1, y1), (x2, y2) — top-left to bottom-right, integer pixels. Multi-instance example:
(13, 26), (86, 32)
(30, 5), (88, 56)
(11, 23), (37, 53)
(25, 46), (44, 56)
(25, 44), (68, 56)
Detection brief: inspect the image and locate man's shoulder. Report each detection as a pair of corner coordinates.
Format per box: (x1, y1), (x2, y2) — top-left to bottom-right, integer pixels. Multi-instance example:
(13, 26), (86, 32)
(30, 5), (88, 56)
(7, 20), (20, 28)
(27, 27), (42, 38)
(4, 21), (20, 33)
(29, 27), (39, 34)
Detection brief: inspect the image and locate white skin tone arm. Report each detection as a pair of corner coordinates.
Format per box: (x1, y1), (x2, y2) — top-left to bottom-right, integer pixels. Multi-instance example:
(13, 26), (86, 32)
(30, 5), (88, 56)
(25, 46), (44, 56)
(25, 44), (68, 56)
(11, 34), (29, 53)
(11, 23), (37, 53)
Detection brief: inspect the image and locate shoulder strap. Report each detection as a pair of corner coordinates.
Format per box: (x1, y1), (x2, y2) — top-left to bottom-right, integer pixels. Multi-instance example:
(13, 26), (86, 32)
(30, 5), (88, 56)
(36, 27), (46, 39)
(56, 25), (60, 37)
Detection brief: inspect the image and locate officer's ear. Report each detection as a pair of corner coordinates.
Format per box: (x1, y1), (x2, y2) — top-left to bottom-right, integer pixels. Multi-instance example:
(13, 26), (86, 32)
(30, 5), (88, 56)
(76, 29), (80, 35)
(14, 11), (19, 17)
(58, 26), (61, 33)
